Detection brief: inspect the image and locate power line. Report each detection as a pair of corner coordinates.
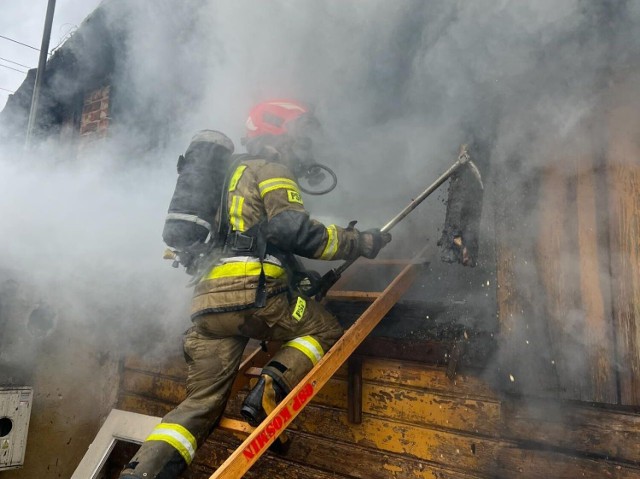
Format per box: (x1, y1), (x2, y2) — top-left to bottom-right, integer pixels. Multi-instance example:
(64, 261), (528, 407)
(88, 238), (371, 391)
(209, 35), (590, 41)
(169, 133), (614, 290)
(0, 34), (40, 52)
(0, 63), (27, 74)
(0, 56), (31, 69)
(0, 86), (14, 93)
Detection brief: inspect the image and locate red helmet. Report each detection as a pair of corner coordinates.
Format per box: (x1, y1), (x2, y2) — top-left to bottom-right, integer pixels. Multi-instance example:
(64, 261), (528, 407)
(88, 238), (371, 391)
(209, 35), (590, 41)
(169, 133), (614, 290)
(245, 100), (309, 139)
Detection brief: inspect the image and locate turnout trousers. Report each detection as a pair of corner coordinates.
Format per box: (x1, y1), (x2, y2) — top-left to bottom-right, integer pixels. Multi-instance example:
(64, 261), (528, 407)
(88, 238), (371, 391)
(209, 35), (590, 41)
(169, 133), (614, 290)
(120, 292), (343, 479)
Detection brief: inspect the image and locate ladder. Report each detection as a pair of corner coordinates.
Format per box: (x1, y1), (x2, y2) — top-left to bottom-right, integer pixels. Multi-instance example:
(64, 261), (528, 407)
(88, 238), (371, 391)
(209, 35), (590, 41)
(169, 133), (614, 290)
(210, 247), (427, 478)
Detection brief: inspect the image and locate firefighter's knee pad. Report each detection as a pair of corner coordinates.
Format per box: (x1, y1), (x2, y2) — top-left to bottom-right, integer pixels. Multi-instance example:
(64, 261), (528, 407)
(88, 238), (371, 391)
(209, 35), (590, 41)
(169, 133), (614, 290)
(241, 369), (290, 427)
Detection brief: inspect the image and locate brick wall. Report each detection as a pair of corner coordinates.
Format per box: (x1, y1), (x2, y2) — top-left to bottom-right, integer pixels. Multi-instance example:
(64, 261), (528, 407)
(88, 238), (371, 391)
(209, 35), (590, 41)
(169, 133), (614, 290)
(80, 85), (110, 140)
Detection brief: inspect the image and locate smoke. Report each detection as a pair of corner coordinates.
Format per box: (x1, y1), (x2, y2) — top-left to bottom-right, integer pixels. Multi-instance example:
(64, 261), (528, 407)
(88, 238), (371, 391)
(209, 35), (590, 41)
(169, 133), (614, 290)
(0, 139), (192, 371)
(1, 0), (639, 394)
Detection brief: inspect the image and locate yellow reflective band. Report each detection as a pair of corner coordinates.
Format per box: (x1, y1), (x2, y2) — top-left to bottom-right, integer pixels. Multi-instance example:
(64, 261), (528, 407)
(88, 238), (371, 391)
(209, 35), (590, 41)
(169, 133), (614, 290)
(228, 165), (247, 192)
(287, 189), (303, 205)
(145, 423), (196, 464)
(206, 261), (286, 280)
(292, 297), (306, 321)
(229, 195), (245, 231)
(284, 336), (324, 365)
(258, 177), (300, 198)
(320, 224), (338, 260)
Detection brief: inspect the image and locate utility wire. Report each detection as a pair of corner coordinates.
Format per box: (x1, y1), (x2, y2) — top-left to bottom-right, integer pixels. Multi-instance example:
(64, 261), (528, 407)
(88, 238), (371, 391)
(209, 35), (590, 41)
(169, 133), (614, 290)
(0, 63), (27, 74)
(0, 86), (14, 93)
(0, 56), (31, 69)
(0, 34), (40, 52)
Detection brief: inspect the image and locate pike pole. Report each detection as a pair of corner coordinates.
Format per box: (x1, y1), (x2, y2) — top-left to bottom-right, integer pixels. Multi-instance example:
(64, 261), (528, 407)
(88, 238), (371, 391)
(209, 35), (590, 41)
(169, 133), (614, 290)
(310, 144), (482, 299)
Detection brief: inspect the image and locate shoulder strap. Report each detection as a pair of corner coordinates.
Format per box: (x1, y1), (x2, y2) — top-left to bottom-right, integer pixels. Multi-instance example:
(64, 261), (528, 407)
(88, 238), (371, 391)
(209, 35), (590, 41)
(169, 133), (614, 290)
(216, 154), (256, 244)
(217, 154), (272, 308)
(254, 222), (268, 308)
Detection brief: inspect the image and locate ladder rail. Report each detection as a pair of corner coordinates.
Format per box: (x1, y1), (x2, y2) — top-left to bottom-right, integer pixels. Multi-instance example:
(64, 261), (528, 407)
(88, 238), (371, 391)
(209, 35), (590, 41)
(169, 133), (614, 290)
(209, 246), (427, 478)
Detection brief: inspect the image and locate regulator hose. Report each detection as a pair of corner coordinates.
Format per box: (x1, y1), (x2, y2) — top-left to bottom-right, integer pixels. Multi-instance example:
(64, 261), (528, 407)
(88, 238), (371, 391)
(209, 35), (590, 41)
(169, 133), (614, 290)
(297, 162), (338, 195)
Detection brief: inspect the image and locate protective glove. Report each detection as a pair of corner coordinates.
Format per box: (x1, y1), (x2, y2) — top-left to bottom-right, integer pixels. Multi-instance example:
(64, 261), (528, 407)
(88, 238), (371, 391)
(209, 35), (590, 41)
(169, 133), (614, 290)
(358, 228), (392, 259)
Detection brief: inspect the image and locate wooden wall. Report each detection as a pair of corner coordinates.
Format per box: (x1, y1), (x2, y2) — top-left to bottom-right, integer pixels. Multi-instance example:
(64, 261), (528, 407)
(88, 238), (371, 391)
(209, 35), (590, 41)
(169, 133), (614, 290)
(494, 67), (640, 406)
(607, 70), (640, 405)
(117, 352), (640, 479)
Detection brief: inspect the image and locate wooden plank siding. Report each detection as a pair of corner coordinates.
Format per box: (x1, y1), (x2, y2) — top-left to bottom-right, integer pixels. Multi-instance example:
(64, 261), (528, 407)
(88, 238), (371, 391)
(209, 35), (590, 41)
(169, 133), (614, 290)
(574, 150), (618, 404)
(493, 166), (561, 399)
(116, 353), (640, 479)
(494, 67), (640, 406)
(607, 70), (640, 405)
(536, 159), (618, 403)
(536, 164), (592, 401)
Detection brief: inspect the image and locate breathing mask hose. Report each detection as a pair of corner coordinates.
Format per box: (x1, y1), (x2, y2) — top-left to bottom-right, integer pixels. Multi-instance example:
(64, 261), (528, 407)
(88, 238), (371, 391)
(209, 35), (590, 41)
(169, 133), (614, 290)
(297, 162), (337, 195)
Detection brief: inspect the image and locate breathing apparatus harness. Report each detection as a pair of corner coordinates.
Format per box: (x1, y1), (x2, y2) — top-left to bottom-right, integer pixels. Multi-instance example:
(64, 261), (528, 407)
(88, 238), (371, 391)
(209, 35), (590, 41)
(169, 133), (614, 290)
(165, 101), (337, 306)
(220, 153), (336, 306)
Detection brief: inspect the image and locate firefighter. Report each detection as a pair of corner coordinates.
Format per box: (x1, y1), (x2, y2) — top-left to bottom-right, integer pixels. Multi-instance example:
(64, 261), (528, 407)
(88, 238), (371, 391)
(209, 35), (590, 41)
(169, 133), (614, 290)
(120, 100), (391, 478)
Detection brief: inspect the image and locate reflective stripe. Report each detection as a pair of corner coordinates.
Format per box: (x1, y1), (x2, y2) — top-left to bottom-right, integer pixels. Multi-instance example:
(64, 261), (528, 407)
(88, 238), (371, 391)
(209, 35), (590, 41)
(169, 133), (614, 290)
(258, 177), (300, 198)
(320, 225), (338, 260)
(221, 255), (282, 266)
(228, 165), (247, 192)
(165, 213), (212, 232)
(229, 195), (245, 231)
(205, 261), (286, 280)
(145, 423), (196, 464)
(284, 336), (324, 365)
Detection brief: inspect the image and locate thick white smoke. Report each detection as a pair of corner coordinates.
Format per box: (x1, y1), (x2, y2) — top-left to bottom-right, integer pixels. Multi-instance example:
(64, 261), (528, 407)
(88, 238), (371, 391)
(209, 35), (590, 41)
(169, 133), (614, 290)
(1, 0), (638, 373)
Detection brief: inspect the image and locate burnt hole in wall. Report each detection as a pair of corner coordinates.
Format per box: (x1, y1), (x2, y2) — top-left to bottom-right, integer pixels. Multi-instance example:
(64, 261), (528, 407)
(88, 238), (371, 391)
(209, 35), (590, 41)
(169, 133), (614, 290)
(0, 417), (13, 437)
(26, 304), (57, 338)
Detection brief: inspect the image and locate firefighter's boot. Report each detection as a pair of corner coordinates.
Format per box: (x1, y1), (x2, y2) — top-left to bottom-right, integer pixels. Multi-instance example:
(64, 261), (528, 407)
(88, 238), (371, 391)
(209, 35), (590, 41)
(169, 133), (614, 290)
(241, 371), (292, 453)
(241, 371), (289, 426)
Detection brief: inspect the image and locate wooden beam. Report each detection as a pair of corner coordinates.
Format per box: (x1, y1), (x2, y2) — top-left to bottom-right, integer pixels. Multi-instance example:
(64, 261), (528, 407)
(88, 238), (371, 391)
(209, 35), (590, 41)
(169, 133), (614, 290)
(493, 163), (560, 398)
(218, 417), (254, 435)
(347, 356), (363, 424)
(606, 70), (640, 405)
(330, 258), (412, 291)
(496, 446), (640, 479)
(353, 334), (495, 369)
(353, 258), (414, 265)
(446, 340), (465, 380)
(501, 398), (640, 464)
(202, 428), (486, 479)
(536, 165), (590, 400)
(244, 367), (262, 378)
(325, 290), (381, 302)
(573, 150), (617, 403)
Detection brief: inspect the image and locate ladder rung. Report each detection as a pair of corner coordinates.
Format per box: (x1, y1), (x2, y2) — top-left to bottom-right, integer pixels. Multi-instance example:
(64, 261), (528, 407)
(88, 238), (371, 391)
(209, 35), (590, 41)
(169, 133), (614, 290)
(357, 258), (413, 265)
(244, 367), (262, 377)
(229, 342), (280, 397)
(325, 290), (382, 302)
(218, 417), (253, 435)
